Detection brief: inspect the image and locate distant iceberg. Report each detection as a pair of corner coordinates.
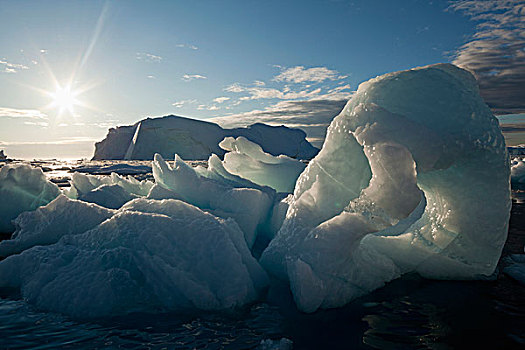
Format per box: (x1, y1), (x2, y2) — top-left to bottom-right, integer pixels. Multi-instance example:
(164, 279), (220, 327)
(92, 116), (319, 161)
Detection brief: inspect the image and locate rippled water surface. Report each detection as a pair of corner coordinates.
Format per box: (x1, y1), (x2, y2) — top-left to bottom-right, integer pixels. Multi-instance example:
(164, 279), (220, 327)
(0, 160), (524, 349)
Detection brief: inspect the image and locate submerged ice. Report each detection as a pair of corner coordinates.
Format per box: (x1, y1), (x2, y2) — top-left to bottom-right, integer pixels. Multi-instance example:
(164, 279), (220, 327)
(0, 63), (512, 318)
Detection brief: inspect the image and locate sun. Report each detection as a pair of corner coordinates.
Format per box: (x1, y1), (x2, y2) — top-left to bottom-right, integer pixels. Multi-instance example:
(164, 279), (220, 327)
(48, 84), (80, 114)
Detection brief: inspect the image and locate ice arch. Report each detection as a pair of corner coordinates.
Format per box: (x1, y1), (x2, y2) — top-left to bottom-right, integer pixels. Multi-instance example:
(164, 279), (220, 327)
(260, 63), (511, 312)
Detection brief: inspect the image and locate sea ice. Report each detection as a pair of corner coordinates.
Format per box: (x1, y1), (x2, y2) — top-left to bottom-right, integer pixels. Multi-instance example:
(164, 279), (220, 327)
(503, 254), (525, 286)
(71, 163), (152, 176)
(151, 154), (274, 248)
(0, 195), (114, 257)
(0, 198), (268, 318)
(65, 172), (153, 208)
(220, 136), (307, 193)
(0, 164), (60, 233)
(261, 63), (511, 312)
(511, 157), (525, 183)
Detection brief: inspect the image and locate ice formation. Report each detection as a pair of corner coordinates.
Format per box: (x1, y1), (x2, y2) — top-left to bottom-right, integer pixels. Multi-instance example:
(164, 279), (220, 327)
(72, 163), (152, 175)
(220, 137), (307, 193)
(503, 254), (525, 285)
(0, 150), (6, 161)
(0, 198), (268, 318)
(0, 63), (512, 319)
(93, 115), (318, 160)
(65, 172), (153, 208)
(0, 164), (60, 233)
(0, 195), (114, 257)
(150, 154), (275, 247)
(511, 157), (525, 183)
(260, 63), (511, 312)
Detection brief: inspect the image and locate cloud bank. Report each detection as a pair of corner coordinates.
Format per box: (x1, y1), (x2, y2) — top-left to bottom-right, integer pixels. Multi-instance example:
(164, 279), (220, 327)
(451, 0), (525, 114)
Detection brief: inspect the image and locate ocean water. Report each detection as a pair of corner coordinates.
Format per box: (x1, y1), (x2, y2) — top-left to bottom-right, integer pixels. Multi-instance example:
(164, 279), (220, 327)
(0, 160), (524, 349)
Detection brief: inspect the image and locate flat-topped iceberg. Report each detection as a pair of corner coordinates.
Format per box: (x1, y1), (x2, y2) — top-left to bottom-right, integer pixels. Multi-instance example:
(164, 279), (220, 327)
(93, 116), (319, 161)
(261, 63), (511, 312)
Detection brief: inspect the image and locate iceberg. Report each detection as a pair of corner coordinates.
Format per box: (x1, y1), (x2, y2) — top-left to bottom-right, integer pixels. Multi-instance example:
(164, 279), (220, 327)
(0, 198), (268, 318)
(0, 164), (60, 233)
(65, 172), (153, 209)
(511, 157), (525, 184)
(0, 63), (512, 319)
(150, 154), (274, 248)
(220, 137), (307, 193)
(0, 195), (114, 257)
(92, 115), (319, 161)
(503, 254), (525, 285)
(260, 63), (511, 312)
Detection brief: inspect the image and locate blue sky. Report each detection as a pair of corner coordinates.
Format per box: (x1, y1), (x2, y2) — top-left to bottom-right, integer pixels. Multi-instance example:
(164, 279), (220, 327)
(0, 0), (523, 158)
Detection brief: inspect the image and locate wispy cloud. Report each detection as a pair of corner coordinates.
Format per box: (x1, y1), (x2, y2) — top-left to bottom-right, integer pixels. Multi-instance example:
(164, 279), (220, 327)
(176, 44), (199, 50)
(213, 96), (230, 103)
(0, 107), (47, 119)
(172, 99), (197, 108)
(222, 65), (351, 104)
(136, 52), (163, 62)
(450, 0), (525, 114)
(225, 84), (322, 100)
(182, 74), (207, 81)
(0, 60), (29, 73)
(273, 66), (346, 84)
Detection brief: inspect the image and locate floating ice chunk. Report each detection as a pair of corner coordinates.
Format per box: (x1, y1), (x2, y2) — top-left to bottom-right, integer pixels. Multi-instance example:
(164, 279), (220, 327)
(151, 154), (274, 247)
(503, 254), (525, 285)
(72, 163), (152, 176)
(220, 136), (306, 193)
(79, 184), (138, 209)
(196, 153), (272, 192)
(68, 172), (153, 199)
(0, 195), (114, 257)
(261, 63), (511, 312)
(257, 338), (293, 350)
(0, 164), (60, 232)
(511, 157), (525, 184)
(0, 198), (268, 318)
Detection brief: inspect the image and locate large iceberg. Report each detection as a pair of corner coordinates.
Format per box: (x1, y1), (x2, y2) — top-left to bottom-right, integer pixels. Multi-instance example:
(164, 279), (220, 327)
(260, 63), (511, 312)
(93, 115), (319, 161)
(0, 164), (60, 233)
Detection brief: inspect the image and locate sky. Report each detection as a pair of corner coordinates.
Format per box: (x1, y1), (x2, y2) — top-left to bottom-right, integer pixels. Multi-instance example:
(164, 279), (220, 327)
(0, 0), (523, 159)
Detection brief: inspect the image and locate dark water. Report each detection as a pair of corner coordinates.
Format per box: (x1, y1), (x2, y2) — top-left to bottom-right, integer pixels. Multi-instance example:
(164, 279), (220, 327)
(0, 160), (524, 349)
(1, 273), (524, 349)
